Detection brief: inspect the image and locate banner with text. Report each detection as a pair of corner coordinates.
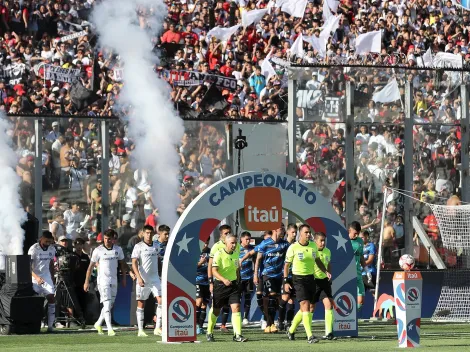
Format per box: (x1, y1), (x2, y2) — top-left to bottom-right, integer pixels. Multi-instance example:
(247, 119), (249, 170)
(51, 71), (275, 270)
(45, 65), (81, 83)
(158, 69), (238, 91)
(60, 30), (88, 42)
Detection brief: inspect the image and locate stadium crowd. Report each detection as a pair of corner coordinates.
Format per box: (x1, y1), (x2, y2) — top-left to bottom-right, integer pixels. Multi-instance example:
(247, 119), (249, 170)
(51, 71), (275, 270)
(3, 0), (467, 273)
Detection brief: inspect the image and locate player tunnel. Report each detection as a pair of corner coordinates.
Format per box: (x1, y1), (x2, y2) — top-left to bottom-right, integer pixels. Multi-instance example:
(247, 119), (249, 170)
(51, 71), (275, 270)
(161, 171), (358, 343)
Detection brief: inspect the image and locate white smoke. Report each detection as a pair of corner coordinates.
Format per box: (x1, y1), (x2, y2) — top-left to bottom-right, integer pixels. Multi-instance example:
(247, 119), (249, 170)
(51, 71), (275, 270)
(92, 1), (184, 228)
(0, 116), (27, 256)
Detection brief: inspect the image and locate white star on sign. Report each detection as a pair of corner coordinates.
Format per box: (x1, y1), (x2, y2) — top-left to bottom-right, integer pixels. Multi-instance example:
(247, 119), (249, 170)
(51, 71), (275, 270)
(176, 233), (193, 255)
(408, 324), (413, 331)
(332, 230), (348, 252)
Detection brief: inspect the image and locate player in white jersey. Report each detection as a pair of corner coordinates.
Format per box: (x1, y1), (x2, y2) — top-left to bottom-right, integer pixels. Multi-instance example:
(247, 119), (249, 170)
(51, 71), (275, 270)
(28, 231), (56, 332)
(84, 229), (127, 336)
(132, 225), (162, 337)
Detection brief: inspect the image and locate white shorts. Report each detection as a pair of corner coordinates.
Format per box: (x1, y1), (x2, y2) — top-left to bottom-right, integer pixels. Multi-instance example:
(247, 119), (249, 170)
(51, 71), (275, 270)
(98, 283), (118, 304)
(32, 278), (55, 296)
(136, 280), (161, 301)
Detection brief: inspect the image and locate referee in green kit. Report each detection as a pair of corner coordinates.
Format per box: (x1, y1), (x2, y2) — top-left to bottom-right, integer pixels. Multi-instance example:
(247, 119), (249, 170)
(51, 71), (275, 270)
(283, 224), (331, 344)
(206, 233), (247, 343)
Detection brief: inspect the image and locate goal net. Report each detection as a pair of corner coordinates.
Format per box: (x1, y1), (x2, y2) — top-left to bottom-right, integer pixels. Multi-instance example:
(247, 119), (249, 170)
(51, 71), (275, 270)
(429, 203), (470, 322)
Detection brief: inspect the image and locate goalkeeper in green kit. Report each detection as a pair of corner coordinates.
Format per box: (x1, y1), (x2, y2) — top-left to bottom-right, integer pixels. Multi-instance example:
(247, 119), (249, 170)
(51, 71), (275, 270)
(283, 224), (331, 344)
(349, 221), (366, 312)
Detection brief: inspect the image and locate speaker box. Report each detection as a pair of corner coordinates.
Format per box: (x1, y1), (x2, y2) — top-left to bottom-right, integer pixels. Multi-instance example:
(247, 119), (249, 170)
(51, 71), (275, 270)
(6, 255), (31, 285)
(22, 213), (39, 255)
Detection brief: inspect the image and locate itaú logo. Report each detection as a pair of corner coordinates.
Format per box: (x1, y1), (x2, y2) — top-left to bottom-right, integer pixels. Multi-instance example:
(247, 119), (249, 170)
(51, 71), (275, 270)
(243, 187), (282, 231)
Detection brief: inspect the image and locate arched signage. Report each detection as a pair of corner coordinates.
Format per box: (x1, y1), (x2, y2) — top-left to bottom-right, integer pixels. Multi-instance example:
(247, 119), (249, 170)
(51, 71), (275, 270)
(162, 172), (357, 342)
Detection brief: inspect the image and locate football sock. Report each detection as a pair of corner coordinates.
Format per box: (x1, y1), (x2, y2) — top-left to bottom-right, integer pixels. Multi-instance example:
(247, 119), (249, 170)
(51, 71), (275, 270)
(325, 309), (334, 335)
(278, 299), (287, 324)
(232, 312), (242, 336)
(156, 304), (162, 329)
(136, 308), (144, 331)
(289, 310), (303, 333)
(358, 303), (363, 312)
(103, 301), (113, 331)
(303, 312), (312, 338)
(286, 302), (295, 324)
(47, 304), (55, 329)
(267, 296), (277, 326)
(221, 305), (230, 326)
(199, 308), (207, 327)
(207, 307), (218, 334)
(196, 307), (201, 327)
(243, 293), (251, 320)
(96, 306), (105, 326)
(256, 293), (264, 311)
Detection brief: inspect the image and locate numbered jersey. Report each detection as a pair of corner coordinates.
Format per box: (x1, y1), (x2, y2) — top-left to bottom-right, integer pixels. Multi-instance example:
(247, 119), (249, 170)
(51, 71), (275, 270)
(131, 241), (160, 282)
(91, 245), (124, 285)
(28, 243), (56, 281)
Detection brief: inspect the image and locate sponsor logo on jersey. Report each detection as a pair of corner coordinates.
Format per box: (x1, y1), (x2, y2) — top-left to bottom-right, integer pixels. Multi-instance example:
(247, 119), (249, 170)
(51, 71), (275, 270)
(243, 187), (282, 231)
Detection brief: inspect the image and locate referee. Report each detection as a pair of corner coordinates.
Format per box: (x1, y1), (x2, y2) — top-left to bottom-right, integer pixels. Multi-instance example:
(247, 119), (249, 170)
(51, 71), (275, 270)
(311, 232), (335, 341)
(283, 224), (331, 344)
(206, 233), (247, 343)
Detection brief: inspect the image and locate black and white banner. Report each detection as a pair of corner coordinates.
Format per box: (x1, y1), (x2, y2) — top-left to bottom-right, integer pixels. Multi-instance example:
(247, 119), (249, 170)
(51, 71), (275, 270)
(158, 69), (238, 91)
(0, 63), (26, 85)
(173, 80), (203, 86)
(60, 30), (88, 42)
(296, 89), (341, 121)
(45, 65), (81, 83)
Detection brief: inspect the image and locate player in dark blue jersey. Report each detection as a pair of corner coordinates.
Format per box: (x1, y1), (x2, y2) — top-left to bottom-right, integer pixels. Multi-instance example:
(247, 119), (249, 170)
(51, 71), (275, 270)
(240, 230), (272, 330)
(152, 224), (169, 335)
(255, 224), (289, 333)
(239, 231), (254, 325)
(278, 223), (297, 331)
(359, 230), (377, 293)
(196, 240), (210, 335)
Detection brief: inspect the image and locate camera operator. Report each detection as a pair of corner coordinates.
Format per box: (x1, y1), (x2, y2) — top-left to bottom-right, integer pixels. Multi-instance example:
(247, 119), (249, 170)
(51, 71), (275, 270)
(55, 236), (86, 328)
(67, 157), (87, 202)
(73, 238), (91, 324)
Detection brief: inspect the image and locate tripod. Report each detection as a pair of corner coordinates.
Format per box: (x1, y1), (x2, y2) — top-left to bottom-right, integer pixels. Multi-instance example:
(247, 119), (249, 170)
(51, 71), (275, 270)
(54, 275), (85, 328)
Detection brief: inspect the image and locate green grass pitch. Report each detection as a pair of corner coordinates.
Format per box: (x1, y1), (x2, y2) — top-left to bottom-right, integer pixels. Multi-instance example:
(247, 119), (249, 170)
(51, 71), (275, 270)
(1, 320), (469, 352)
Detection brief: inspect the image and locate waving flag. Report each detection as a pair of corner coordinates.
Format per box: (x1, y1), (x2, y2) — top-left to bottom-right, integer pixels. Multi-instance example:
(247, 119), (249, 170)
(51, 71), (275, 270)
(323, 0), (332, 21)
(355, 30), (382, 55)
(327, 0), (340, 12)
(281, 0), (308, 18)
(242, 8), (268, 28)
(433, 52), (463, 68)
(206, 24), (241, 43)
(290, 34), (305, 58)
(372, 78), (401, 103)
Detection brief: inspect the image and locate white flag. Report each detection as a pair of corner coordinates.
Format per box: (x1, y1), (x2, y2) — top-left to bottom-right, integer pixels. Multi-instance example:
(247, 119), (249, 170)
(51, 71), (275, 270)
(290, 33), (305, 58)
(433, 52), (463, 68)
(355, 30), (382, 55)
(276, 0), (289, 7)
(320, 15), (341, 40)
(322, 0), (332, 21)
(242, 8), (268, 28)
(421, 47), (433, 67)
(303, 35), (327, 57)
(261, 57), (276, 81)
(372, 78), (401, 103)
(281, 0), (308, 18)
(206, 25), (241, 43)
(327, 0), (339, 12)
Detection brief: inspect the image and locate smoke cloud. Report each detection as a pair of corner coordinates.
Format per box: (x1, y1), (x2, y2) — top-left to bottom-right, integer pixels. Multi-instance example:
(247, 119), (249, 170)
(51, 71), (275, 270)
(92, 1), (184, 228)
(0, 116), (27, 256)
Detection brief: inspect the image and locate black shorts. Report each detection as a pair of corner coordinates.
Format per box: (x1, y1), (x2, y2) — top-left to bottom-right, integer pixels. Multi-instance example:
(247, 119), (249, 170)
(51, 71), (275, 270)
(293, 274), (316, 303)
(281, 277), (296, 297)
(196, 284), (210, 303)
(363, 273), (377, 290)
(213, 280), (240, 309)
(240, 279), (254, 294)
(263, 276), (282, 296)
(313, 278), (333, 303)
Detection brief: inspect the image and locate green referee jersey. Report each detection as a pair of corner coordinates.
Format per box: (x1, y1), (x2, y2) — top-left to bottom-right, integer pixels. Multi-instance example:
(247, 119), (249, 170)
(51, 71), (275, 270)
(212, 248), (239, 282)
(314, 247), (331, 279)
(351, 237), (364, 276)
(210, 240), (241, 258)
(285, 241), (318, 276)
